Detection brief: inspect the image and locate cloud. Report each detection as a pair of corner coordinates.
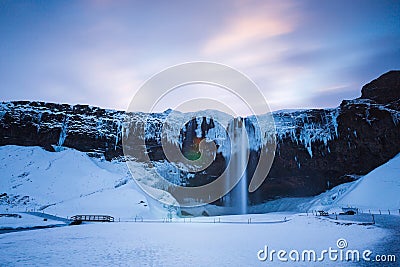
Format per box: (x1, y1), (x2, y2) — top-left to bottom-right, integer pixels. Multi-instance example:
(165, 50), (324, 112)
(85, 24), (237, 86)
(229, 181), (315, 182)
(196, 1), (307, 112)
(203, 17), (291, 55)
(202, 2), (297, 56)
(309, 85), (359, 109)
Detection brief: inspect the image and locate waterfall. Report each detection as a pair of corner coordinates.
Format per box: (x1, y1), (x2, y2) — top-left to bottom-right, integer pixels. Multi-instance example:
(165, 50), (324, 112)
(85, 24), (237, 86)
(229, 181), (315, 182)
(238, 119), (248, 214)
(226, 118), (249, 214)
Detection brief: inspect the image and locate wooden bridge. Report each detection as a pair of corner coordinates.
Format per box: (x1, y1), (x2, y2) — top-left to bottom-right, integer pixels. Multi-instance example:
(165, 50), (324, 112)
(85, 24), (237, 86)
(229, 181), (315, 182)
(71, 215), (114, 222)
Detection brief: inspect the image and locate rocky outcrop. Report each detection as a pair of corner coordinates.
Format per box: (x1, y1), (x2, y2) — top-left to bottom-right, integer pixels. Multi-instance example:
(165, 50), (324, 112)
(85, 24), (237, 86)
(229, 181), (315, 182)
(0, 71), (399, 204)
(361, 70), (400, 105)
(0, 101), (125, 159)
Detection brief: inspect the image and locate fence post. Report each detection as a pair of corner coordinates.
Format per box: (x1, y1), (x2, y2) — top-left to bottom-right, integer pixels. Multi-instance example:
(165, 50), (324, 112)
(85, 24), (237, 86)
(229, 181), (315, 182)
(379, 210), (381, 215)
(388, 209), (391, 215)
(372, 214), (375, 224)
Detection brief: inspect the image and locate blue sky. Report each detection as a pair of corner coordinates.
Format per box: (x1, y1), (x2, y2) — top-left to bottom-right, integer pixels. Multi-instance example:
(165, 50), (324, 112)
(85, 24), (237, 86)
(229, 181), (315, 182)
(0, 0), (399, 114)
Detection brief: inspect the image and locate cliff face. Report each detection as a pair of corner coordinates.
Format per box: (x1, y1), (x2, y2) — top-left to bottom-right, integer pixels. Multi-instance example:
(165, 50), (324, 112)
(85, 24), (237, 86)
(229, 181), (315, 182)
(1, 71), (399, 204)
(255, 98), (399, 202)
(0, 102), (125, 159)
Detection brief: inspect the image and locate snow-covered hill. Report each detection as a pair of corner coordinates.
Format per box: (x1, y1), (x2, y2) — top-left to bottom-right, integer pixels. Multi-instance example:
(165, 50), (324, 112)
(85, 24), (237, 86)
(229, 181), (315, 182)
(0, 145), (175, 219)
(250, 152), (400, 213)
(334, 154), (400, 210)
(308, 152), (400, 212)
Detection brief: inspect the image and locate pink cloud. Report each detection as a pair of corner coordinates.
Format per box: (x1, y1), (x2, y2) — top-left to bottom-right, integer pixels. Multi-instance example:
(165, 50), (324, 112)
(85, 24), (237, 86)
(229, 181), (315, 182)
(203, 2), (297, 55)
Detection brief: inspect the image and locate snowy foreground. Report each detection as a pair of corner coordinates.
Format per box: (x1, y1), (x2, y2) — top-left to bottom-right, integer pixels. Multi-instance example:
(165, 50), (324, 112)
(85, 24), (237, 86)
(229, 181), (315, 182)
(0, 146), (399, 265)
(0, 212), (398, 266)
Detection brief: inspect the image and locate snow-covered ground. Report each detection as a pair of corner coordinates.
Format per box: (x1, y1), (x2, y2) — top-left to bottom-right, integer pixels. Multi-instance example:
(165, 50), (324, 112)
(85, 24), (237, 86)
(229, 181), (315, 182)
(0, 212), (396, 266)
(0, 145), (173, 220)
(335, 154), (400, 211)
(0, 212), (67, 230)
(0, 145), (399, 265)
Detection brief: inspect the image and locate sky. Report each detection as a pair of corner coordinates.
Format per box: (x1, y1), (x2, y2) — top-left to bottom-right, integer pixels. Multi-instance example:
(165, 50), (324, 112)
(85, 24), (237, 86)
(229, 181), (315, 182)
(0, 0), (399, 115)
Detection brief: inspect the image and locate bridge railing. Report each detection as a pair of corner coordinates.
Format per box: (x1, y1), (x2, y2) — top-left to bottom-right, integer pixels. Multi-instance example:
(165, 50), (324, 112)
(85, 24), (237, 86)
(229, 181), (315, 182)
(71, 215), (114, 222)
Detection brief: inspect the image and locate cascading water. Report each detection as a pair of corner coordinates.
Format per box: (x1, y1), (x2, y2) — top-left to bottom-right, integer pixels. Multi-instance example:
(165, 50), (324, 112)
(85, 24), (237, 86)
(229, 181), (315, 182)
(226, 118), (249, 214)
(238, 118), (248, 214)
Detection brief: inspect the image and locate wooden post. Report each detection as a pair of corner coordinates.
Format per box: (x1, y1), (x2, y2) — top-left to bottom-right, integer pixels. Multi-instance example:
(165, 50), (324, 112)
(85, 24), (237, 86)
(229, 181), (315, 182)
(372, 214), (375, 224)
(388, 209), (391, 215)
(379, 210), (381, 215)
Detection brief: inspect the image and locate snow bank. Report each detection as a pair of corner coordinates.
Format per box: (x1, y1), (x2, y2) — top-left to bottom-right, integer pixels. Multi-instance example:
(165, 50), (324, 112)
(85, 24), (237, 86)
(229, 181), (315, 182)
(0, 145), (172, 219)
(335, 153), (400, 210)
(0, 213), (66, 229)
